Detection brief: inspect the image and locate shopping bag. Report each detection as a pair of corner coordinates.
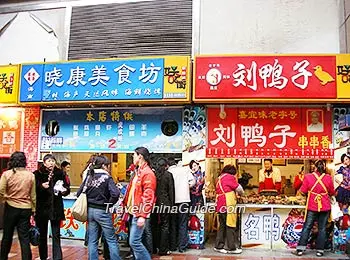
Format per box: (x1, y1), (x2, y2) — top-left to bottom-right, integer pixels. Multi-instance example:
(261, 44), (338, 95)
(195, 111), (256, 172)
(331, 196), (343, 221)
(28, 215), (40, 246)
(29, 225), (40, 246)
(71, 193), (88, 222)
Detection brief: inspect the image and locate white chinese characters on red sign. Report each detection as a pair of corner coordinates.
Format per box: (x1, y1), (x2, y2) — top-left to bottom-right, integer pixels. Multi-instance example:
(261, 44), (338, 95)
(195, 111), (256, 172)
(231, 59), (312, 91)
(210, 123), (296, 149)
(195, 56), (337, 99)
(207, 107), (333, 158)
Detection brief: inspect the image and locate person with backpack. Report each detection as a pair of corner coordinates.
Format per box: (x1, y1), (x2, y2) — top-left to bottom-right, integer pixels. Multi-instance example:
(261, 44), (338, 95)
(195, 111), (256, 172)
(77, 155), (121, 260)
(293, 160), (335, 257)
(0, 152), (36, 260)
(214, 164), (244, 255)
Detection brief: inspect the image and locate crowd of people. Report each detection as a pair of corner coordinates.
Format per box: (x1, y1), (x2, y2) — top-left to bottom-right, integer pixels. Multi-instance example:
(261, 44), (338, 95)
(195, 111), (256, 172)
(0, 148), (208, 260)
(0, 149), (349, 259)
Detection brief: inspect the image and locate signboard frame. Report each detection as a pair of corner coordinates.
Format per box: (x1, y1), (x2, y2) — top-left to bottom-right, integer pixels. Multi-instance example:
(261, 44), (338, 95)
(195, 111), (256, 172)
(194, 54), (350, 103)
(19, 56), (191, 105)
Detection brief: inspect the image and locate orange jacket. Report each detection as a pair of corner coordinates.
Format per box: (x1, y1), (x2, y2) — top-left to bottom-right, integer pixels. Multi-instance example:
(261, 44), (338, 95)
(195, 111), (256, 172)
(124, 163), (157, 218)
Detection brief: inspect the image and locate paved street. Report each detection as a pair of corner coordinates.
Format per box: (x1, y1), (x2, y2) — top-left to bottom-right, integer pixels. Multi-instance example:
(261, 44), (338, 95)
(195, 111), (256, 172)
(2, 237), (349, 260)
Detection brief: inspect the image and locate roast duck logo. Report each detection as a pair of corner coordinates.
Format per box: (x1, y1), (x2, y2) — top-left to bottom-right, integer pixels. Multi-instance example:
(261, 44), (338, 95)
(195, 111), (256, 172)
(313, 65), (335, 86)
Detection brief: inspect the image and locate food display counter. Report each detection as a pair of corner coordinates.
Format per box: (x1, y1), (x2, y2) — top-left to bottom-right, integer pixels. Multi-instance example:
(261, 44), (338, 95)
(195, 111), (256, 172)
(236, 203), (306, 250)
(206, 201), (306, 250)
(58, 191), (128, 241)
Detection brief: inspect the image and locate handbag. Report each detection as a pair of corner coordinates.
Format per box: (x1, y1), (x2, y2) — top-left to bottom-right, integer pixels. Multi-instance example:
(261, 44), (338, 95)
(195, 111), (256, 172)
(331, 196), (343, 221)
(29, 225), (40, 246)
(72, 176), (89, 222)
(29, 216), (40, 246)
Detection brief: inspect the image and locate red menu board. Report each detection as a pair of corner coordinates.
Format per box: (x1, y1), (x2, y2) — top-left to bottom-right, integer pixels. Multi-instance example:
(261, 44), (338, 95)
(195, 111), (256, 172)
(207, 107), (333, 158)
(195, 56), (337, 100)
(0, 109), (23, 157)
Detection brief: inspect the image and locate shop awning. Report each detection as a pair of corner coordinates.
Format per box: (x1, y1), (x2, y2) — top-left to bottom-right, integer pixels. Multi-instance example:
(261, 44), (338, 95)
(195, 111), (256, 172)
(206, 148), (334, 159)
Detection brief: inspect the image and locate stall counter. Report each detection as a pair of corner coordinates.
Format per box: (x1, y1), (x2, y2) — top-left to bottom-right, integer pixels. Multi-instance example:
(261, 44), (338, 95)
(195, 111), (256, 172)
(206, 202), (306, 250)
(58, 196), (128, 241)
(60, 196), (86, 240)
(237, 203), (305, 250)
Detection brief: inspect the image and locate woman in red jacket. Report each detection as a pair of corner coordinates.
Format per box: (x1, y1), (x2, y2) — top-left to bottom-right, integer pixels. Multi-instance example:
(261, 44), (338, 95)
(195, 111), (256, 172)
(127, 147), (156, 260)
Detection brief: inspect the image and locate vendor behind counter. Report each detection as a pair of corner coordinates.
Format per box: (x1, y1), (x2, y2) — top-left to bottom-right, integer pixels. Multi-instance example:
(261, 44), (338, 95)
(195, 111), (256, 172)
(258, 159), (282, 194)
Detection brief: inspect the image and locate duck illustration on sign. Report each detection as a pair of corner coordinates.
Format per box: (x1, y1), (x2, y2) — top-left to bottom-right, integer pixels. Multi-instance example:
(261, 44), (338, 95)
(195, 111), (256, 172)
(313, 65), (335, 86)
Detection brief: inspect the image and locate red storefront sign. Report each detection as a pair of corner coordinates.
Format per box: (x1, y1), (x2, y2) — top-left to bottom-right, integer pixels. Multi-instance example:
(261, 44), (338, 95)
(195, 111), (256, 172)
(207, 107), (333, 158)
(195, 56), (337, 100)
(0, 108), (23, 157)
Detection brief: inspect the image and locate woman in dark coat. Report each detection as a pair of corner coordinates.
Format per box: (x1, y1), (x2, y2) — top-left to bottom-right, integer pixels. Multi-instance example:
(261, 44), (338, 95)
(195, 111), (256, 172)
(34, 154), (70, 260)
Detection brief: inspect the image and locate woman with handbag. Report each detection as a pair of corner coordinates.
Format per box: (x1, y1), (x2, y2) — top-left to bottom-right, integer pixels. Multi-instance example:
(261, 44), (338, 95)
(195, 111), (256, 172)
(34, 154), (70, 260)
(0, 151), (36, 260)
(77, 155), (121, 260)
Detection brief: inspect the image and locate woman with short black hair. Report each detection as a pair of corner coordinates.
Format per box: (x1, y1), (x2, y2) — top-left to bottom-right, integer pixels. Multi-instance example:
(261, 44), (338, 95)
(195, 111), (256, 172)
(0, 151), (36, 260)
(34, 154), (70, 260)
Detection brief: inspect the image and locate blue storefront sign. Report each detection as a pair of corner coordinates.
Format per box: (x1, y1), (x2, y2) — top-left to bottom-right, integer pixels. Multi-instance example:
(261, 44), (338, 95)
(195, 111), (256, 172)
(40, 108), (182, 153)
(20, 58), (166, 102)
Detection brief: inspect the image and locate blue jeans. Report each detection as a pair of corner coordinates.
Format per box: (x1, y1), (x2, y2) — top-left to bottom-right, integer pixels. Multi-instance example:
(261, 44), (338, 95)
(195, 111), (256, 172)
(142, 218), (153, 255)
(169, 203), (189, 251)
(130, 217), (151, 260)
(87, 207), (121, 260)
(297, 210), (330, 251)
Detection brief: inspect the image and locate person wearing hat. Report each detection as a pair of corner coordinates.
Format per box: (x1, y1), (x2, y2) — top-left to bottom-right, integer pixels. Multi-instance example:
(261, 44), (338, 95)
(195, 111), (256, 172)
(335, 153), (350, 229)
(34, 154), (70, 260)
(293, 160), (335, 257)
(0, 152), (36, 260)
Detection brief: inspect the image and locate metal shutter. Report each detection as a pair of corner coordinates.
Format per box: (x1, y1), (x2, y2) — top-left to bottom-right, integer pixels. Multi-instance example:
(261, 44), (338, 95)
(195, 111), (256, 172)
(68, 0), (192, 60)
